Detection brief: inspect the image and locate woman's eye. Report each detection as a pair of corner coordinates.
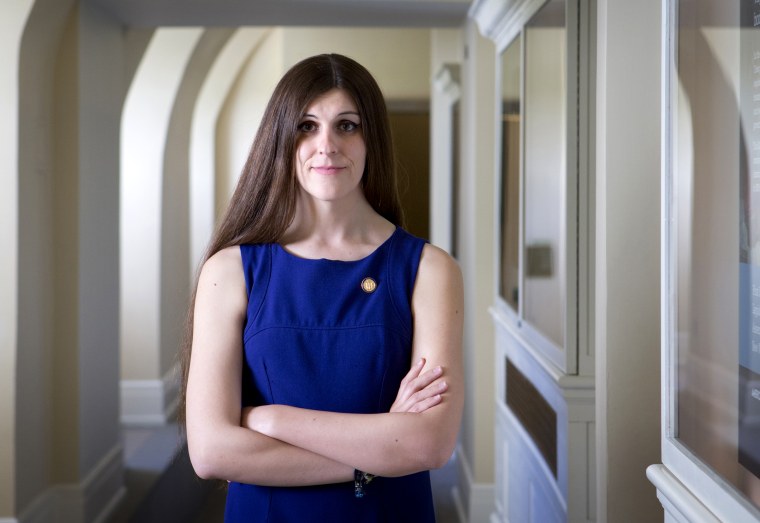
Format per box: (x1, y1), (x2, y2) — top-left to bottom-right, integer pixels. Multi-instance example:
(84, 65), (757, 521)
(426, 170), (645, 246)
(339, 121), (360, 133)
(298, 121), (317, 132)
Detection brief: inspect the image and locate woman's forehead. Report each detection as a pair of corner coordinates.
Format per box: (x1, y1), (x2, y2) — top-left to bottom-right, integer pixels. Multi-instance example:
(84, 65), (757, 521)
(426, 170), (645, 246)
(303, 88), (359, 116)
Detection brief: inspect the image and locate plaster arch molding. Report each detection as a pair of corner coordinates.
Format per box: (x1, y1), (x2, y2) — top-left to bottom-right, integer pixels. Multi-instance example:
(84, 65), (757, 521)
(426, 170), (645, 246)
(190, 28), (271, 269)
(120, 26), (204, 394)
(120, 26), (203, 425)
(1, 4), (36, 520)
(120, 26), (268, 425)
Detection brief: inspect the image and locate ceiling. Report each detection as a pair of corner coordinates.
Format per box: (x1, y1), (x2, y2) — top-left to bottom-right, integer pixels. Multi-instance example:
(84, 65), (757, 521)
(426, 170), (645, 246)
(88, 0), (473, 28)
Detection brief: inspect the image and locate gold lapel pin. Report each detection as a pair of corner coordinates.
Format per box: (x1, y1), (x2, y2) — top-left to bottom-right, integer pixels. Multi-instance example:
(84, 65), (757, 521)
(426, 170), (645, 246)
(361, 277), (377, 294)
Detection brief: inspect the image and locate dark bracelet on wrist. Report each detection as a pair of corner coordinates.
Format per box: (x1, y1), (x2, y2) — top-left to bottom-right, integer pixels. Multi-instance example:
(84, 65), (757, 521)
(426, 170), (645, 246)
(354, 469), (376, 498)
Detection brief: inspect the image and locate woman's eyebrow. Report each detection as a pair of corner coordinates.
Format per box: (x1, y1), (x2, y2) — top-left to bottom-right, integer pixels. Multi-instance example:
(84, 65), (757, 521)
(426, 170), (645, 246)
(302, 111), (360, 118)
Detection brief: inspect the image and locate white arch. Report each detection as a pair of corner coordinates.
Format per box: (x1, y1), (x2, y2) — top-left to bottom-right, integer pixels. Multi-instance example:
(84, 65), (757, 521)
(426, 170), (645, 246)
(0, 3), (35, 516)
(190, 27), (270, 274)
(120, 27), (204, 421)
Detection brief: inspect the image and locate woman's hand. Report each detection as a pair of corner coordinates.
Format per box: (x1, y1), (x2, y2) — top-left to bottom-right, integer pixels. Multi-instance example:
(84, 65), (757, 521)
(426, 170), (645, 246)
(390, 358), (448, 414)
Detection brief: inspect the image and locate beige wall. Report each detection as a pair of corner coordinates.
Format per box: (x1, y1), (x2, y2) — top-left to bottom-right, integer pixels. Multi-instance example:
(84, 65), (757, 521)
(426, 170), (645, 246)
(216, 28), (284, 215)
(459, 18), (496, 488)
(282, 27), (432, 100)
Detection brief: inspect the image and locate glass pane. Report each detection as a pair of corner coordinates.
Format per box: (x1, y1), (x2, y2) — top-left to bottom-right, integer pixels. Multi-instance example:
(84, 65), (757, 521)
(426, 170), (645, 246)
(675, 0), (760, 508)
(499, 37), (521, 311)
(523, 0), (567, 348)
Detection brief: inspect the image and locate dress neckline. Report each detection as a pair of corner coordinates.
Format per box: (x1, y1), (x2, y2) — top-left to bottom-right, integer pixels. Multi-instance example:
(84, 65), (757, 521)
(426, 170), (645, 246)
(275, 227), (400, 263)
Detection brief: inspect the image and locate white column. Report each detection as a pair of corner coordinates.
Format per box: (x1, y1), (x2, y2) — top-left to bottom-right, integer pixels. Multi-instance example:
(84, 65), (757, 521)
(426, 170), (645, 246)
(455, 17), (497, 523)
(595, 0), (663, 520)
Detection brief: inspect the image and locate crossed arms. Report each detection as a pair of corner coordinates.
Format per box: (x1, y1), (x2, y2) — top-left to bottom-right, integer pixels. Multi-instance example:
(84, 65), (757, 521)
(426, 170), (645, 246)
(185, 243), (464, 486)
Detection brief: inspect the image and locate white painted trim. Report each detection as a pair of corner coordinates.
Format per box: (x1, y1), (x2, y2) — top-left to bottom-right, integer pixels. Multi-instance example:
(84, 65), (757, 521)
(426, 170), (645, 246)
(431, 62), (462, 255)
(120, 365), (179, 425)
(469, 0), (512, 40)
(19, 445), (124, 523)
(470, 0), (550, 52)
(454, 445), (496, 523)
(647, 465), (720, 523)
(498, 401), (566, 510)
(0, 519), (19, 523)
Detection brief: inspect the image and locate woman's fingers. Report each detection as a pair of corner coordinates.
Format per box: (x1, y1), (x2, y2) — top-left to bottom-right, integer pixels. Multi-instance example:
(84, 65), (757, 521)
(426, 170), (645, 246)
(406, 379), (448, 410)
(398, 358), (425, 389)
(407, 392), (444, 414)
(391, 363), (447, 413)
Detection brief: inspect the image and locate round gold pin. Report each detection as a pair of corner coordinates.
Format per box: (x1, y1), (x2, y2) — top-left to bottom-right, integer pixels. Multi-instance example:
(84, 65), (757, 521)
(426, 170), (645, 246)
(361, 277), (377, 293)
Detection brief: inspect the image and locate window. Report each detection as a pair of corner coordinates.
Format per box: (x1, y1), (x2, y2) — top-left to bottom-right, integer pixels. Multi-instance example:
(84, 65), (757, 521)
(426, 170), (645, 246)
(499, 36), (521, 312)
(497, 0), (576, 371)
(523, 0), (567, 348)
(665, 0), (760, 512)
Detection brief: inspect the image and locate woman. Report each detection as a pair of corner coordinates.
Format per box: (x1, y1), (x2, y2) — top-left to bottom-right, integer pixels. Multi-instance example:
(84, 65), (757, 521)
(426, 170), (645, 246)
(182, 53), (464, 522)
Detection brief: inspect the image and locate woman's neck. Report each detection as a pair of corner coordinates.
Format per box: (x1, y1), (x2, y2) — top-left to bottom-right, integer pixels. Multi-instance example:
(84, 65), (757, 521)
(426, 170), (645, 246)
(280, 192), (395, 261)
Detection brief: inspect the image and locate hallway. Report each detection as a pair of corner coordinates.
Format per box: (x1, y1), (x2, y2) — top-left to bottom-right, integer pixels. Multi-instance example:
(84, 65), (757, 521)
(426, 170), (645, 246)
(9, 0), (760, 521)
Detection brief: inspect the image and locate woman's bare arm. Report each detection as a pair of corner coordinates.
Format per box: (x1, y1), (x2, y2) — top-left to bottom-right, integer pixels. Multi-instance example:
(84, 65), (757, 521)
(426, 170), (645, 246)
(245, 244), (464, 477)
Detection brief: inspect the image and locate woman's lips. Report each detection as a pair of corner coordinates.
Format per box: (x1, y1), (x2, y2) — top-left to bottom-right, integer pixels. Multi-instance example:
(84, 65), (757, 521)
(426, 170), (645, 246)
(311, 165), (343, 174)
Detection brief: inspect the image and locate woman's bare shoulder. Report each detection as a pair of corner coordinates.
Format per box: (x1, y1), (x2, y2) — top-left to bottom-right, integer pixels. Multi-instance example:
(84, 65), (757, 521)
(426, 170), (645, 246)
(198, 246), (245, 291)
(413, 243), (463, 308)
(418, 243), (462, 281)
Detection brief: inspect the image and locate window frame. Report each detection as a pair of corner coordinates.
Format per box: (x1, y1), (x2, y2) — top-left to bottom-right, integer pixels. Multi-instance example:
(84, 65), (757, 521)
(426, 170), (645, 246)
(486, 0), (587, 376)
(656, 1), (760, 519)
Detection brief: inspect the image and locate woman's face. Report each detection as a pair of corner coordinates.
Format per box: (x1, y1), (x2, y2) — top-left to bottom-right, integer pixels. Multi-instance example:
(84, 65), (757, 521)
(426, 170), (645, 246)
(294, 88), (367, 205)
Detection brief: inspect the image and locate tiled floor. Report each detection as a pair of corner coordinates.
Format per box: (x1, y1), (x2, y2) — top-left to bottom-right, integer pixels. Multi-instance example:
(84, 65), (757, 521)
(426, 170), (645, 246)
(111, 423), (461, 522)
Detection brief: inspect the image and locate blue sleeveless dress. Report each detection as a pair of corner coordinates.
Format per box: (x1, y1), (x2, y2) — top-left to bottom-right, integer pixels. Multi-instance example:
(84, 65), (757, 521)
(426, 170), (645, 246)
(225, 227), (436, 522)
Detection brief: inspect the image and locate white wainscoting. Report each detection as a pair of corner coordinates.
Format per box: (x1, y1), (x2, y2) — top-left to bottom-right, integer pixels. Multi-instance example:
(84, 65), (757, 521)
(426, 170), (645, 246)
(452, 444), (496, 523)
(492, 313), (595, 523)
(120, 365), (179, 426)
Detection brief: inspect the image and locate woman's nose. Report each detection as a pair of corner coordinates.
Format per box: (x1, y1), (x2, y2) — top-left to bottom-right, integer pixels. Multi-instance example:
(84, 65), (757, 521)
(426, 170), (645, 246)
(318, 128), (337, 154)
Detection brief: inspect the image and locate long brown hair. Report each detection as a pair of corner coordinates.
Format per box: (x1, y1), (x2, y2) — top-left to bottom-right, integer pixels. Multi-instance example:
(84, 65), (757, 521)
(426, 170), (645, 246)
(178, 54), (405, 423)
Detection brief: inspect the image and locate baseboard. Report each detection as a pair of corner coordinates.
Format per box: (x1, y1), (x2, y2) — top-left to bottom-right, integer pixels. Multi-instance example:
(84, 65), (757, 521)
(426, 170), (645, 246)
(120, 365), (179, 425)
(84, 445), (126, 523)
(0, 518), (20, 523)
(19, 444), (124, 523)
(454, 445), (496, 523)
(451, 485), (468, 523)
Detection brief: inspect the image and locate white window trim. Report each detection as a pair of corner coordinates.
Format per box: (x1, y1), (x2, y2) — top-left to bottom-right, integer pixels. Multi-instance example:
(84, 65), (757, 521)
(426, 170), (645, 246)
(482, 0), (589, 376)
(652, 1), (760, 520)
